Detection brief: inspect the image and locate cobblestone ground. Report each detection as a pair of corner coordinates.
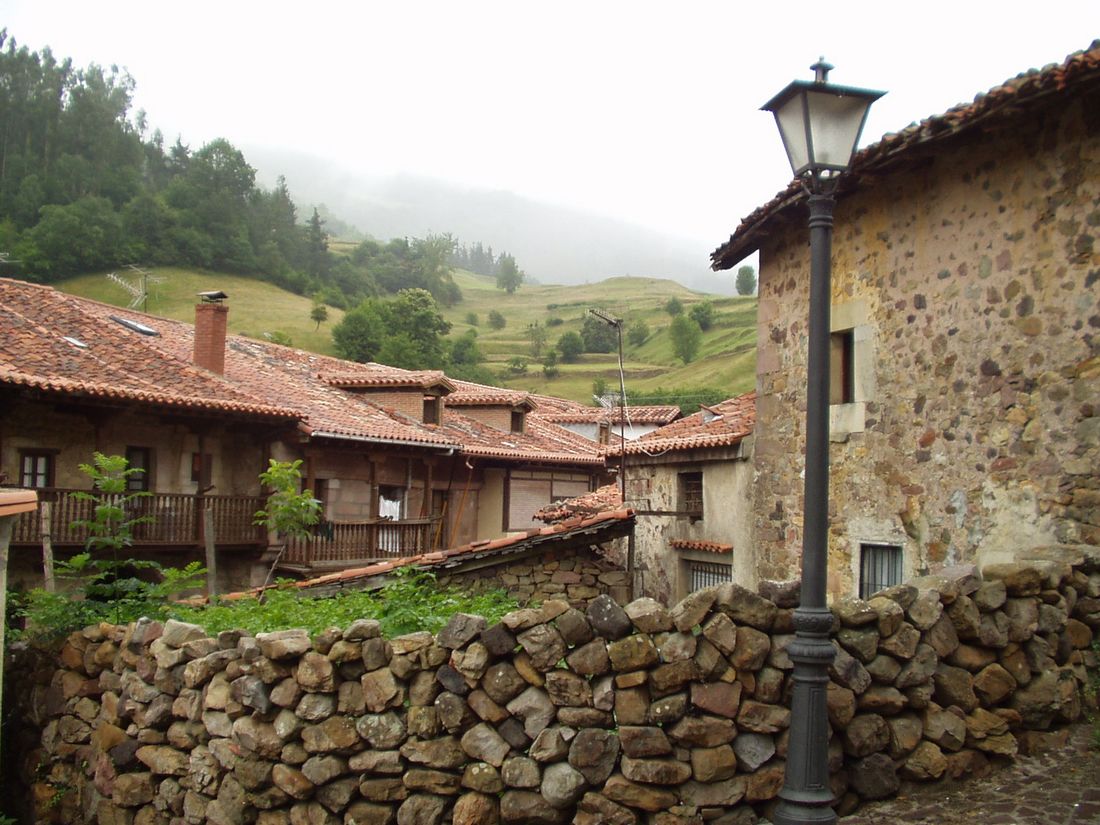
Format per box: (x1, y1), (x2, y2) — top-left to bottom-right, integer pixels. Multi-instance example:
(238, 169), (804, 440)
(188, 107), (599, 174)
(839, 723), (1100, 825)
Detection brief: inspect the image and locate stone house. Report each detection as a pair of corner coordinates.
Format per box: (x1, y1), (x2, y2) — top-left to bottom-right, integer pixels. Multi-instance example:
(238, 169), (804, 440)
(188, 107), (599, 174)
(569, 393), (755, 605)
(0, 279), (606, 590)
(711, 44), (1100, 597)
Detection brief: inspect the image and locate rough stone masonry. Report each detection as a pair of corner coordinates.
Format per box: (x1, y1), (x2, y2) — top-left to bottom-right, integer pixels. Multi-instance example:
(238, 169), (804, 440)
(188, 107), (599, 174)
(5, 548), (1099, 824)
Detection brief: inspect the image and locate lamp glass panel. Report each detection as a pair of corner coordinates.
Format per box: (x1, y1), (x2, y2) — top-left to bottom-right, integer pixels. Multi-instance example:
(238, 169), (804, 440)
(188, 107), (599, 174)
(774, 93), (810, 176)
(805, 91), (870, 170)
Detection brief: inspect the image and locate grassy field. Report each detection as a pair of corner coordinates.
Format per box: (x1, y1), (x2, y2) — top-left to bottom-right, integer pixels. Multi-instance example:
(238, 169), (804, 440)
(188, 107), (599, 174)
(52, 266), (757, 406)
(57, 268), (344, 356)
(442, 270), (757, 403)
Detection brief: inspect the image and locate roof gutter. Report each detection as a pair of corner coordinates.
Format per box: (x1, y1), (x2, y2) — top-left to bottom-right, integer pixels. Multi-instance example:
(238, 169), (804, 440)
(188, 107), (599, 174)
(308, 430), (460, 453)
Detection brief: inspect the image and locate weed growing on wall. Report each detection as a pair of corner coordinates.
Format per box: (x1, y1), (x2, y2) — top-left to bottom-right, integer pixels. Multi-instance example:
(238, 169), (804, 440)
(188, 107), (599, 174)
(169, 567), (518, 637)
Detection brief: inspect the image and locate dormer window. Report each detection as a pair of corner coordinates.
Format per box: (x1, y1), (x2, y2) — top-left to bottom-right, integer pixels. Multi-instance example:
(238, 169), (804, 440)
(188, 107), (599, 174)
(511, 410), (525, 433)
(423, 396), (440, 424)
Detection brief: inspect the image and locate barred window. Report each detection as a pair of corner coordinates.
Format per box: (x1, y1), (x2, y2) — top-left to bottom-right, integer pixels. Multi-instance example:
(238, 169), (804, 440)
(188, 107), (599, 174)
(679, 472), (703, 520)
(688, 560), (731, 591)
(860, 543), (902, 599)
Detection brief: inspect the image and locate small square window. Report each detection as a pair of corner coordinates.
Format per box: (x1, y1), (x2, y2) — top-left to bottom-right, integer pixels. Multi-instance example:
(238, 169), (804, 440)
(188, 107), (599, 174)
(679, 472), (703, 520)
(19, 450), (55, 488)
(859, 543), (903, 599)
(830, 329), (855, 405)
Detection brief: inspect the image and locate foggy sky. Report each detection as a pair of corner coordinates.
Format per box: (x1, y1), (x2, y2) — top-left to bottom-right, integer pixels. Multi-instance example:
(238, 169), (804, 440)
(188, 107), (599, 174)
(2, 1), (1096, 246)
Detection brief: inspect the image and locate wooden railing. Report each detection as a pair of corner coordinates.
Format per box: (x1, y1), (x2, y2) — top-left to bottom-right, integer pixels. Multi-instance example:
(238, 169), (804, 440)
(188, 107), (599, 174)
(283, 518), (440, 567)
(8, 488), (267, 548)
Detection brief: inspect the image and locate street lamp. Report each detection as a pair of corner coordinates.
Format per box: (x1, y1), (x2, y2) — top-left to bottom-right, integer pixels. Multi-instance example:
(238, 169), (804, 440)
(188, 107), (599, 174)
(762, 59), (884, 825)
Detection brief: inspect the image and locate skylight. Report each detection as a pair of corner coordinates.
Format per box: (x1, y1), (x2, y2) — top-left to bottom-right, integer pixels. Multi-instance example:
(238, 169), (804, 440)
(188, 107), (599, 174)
(62, 336), (87, 348)
(109, 315), (159, 336)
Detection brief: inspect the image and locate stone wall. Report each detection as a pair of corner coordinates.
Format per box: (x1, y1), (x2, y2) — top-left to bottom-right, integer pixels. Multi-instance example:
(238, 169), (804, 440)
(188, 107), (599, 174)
(5, 554), (1099, 825)
(750, 79), (1100, 592)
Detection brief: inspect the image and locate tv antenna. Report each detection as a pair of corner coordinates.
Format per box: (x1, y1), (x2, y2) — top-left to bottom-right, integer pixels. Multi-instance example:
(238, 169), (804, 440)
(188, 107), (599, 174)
(105, 264), (165, 312)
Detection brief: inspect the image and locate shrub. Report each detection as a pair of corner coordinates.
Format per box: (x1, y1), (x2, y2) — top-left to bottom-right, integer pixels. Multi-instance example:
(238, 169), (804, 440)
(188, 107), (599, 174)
(689, 301), (715, 331)
(546, 316), (564, 327)
(465, 312), (479, 326)
(664, 297), (684, 316)
(626, 319), (650, 347)
(557, 331), (584, 363)
(488, 310), (506, 330)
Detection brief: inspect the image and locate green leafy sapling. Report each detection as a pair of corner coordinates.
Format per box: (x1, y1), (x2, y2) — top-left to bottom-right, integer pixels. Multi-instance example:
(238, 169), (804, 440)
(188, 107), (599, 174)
(254, 459), (322, 599)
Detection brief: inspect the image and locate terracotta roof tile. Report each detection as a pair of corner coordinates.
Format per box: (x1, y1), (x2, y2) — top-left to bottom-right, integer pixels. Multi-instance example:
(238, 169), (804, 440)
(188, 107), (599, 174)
(445, 381), (537, 409)
(670, 538), (732, 555)
(0, 279), (298, 421)
(608, 393), (755, 456)
(535, 483), (623, 523)
(712, 42), (1100, 269)
(539, 404), (681, 425)
(320, 368), (455, 392)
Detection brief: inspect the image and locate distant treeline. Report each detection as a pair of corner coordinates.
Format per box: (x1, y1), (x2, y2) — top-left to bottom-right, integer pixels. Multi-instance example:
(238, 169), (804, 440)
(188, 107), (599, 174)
(0, 31), (459, 309)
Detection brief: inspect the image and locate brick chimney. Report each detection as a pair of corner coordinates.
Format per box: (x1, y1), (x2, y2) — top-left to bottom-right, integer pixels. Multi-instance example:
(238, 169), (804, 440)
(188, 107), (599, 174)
(194, 300), (229, 374)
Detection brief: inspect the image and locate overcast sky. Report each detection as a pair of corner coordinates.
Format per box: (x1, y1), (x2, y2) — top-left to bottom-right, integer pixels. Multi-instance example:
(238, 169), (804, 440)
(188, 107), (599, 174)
(3, 2), (1096, 246)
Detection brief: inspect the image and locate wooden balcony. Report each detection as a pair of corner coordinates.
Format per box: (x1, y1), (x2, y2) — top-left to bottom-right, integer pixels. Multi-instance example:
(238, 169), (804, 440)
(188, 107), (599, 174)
(282, 518), (442, 570)
(8, 488), (267, 548)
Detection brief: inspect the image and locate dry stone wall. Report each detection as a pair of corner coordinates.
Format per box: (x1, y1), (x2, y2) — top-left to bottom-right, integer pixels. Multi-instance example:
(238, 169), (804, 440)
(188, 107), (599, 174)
(7, 554), (1100, 825)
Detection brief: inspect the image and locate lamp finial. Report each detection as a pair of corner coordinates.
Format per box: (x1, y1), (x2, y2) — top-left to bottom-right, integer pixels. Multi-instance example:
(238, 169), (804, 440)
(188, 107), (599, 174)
(811, 57), (833, 83)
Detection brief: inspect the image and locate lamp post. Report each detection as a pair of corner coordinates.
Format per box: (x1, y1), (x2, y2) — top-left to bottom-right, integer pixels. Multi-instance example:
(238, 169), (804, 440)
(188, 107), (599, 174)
(761, 59), (884, 825)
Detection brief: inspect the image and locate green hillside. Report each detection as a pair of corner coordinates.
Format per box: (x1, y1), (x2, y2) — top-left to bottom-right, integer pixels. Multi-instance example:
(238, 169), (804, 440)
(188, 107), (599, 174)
(442, 270), (757, 403)
(53, 267), (757, 405)
(58, 269), (345, 356)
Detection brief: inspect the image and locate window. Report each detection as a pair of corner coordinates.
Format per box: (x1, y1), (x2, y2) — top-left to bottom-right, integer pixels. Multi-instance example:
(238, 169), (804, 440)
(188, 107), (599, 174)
(191, 453), (212, 487)
(378, 485), (405, 520)
(859, 543), (903, 599)
(423, 396), (440, 425)
(597, 422), (611, 445)
(19, 450), (55, 488)
(688, 560), (731, 591)
(830, 329), (855, 405)
(510, 411), (525, 433)
(679, 472), (703, 520)
(125, 447), (153, 492)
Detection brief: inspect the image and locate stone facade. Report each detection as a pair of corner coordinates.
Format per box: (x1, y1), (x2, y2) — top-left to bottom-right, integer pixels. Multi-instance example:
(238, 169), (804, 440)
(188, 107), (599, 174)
(6, 551), (1098, 824)
(750, 79), (1100, 594)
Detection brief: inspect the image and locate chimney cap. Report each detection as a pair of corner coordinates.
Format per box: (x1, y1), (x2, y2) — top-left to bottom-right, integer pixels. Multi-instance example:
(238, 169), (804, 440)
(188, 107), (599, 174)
(198, 290), (228, 303)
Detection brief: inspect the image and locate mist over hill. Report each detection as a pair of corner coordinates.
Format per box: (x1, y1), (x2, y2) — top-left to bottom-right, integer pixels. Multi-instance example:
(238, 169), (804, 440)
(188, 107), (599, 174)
(245, 147), (729, 293)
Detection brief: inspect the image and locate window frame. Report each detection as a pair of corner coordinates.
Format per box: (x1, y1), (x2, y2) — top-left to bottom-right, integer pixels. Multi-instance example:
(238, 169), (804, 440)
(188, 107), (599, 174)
(125, 446), (153, 492)
(510, 410), (526, 433)
(859, 542), (903, 599)
(830, 328), (855, 406)
(423, 396), (440, 425)
(678, 471), (704, 521)
(19, 449), (57, 489)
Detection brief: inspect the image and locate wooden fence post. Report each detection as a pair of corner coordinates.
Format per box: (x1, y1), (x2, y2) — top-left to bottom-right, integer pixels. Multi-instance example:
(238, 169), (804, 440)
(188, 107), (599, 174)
(204, 506), (218, 598)
(40, 500), (55, 593)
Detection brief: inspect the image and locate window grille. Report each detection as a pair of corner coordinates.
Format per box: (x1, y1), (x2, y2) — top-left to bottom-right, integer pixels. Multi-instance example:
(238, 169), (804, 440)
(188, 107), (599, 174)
(689, 560), (731, 591)
(859, 543), (902, 599)
(679, 472), (703, 519)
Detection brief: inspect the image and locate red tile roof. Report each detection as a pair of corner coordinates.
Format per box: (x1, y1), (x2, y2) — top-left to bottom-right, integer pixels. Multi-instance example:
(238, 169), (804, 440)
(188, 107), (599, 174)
(446, 381), (538, 410)
(320, 368), (456, 392)
(210, 508), (635, 598)
(539, 404), (681, 426)
(0, 279), (298, 422)
(609, 393), (756, 456)
(4, 279), (603, 465)
(712, 41), (1100, 269)
(670, 538), (732, 555)
(535, 483), (623, 523)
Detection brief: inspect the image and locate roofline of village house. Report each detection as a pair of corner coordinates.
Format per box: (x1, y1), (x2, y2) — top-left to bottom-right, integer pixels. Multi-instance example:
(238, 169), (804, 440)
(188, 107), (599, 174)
(710, 41), (1100, 270)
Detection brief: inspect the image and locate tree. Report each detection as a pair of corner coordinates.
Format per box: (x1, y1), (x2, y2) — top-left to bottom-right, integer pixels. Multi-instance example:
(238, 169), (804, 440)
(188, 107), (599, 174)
(669, 315), (703, 364)
(254, 459), (321, 598)
(488, 310), (506, 330)
(526, 322), (548, 357)
(626, 319), (650, 347)
(664, 297), (684, 316)
(557, 331), (584, 363)
(689, 301), (715, 331)
(496, 253), (524, 294)
(542, 349), (559, 379)
(332, 299), (387, 363)
(581, 314), (617, 353)
(310, 301), (329, 330)
(736, 265), (757, 296)
(305, 207), (329, 279)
